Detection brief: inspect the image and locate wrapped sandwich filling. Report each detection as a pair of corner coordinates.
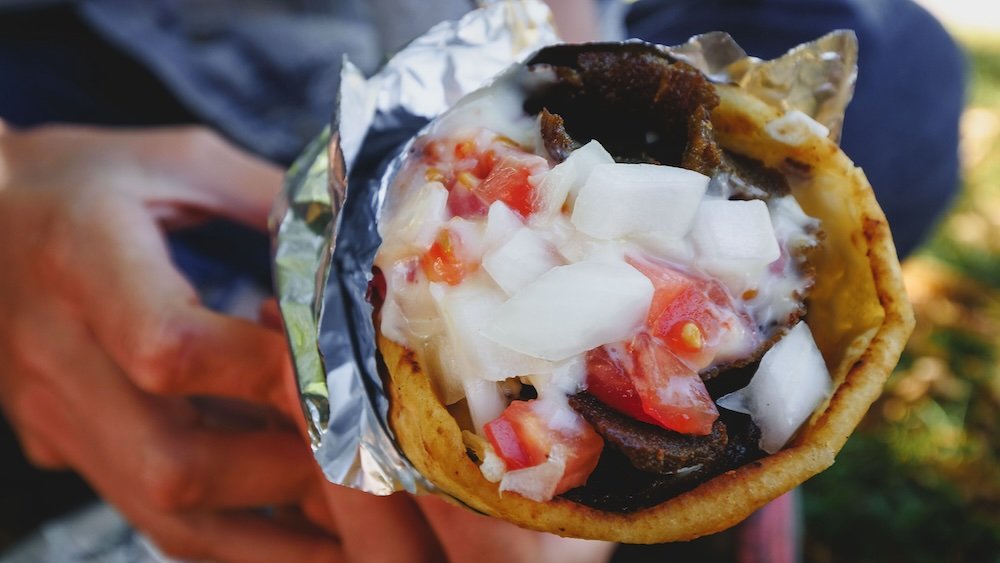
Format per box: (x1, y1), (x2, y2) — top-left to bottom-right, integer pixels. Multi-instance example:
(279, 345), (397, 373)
(373, 44), (835, 509)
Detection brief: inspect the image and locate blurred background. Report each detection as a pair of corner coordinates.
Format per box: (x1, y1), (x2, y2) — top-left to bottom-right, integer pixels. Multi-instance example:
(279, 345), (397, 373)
(0, 1), (996, 561)
(801, 1), (1000, 561)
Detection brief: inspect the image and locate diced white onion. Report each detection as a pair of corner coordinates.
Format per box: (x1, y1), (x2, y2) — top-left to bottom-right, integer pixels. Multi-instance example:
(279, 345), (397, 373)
(482, 227), (563, 295)
(690, 199), (780, 289)
(378, 181), (448, 253)
(483, 202), (524, 251)
(479, 446), (507, 483)
(571, 163), (708, 240)
(482, 260), (653, 361)
(499, 445), (567, 502)
(541, 140), (615, 215)
(463, 378), (508, 435)
(430, 279), (553, 382)
(530, 354), (587, 397)
(445, 217), (487, 265)
(717, 322), (831, 454)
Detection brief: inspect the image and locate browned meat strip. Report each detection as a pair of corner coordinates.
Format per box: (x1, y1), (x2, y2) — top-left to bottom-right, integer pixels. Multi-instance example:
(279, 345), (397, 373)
(569, 393), (727, 474)
(562, 396), (765, 512)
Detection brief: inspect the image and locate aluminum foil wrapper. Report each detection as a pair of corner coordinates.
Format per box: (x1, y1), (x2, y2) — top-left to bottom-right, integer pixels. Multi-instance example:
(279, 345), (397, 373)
(271, 0), (858, 498)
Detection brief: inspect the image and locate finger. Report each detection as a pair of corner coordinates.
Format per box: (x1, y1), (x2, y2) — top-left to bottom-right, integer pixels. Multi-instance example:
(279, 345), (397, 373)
(70, 200), (297, 415)
(300, 475), (339, 535)
(101, 498), (343, 563)
(416, 496), (617, 563)
(138, 428), (319, 512)
(127, 127), (284, 230)
(176, 511), (344, 563)
(323, 487), (445, 563)
(22, 125), (283, 230)
(128, 308), (298, 416)
(416, 495), (543, 563)
(38, 316), (312, 513)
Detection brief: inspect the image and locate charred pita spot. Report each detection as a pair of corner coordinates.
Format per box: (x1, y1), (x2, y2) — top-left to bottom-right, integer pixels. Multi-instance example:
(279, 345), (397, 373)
(714, 112), (756, 137)
(782, 157), (813, 179)
(401, 349), (421, 373)
(862, 216), (883, 244)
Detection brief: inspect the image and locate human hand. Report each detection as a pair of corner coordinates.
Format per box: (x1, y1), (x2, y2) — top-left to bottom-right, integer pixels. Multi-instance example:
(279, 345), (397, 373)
(0, 123), (338, 562)
(306, 484), (616, 563)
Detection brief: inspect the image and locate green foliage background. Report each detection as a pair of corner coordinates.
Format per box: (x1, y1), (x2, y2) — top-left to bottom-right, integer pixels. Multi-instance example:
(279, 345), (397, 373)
(802, 34), (1000, 563)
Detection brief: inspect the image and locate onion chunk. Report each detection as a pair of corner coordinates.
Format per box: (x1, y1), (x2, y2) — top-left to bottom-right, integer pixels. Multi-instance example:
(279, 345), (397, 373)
(482, 260), (653, 361)
(718, 322), (831, 453)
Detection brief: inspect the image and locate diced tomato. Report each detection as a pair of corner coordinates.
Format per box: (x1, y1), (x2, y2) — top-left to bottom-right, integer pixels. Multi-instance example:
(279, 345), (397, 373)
(454, 139), (477, 160)
(421, 229), (475, 285)
(422, 140), (446, 163)
(628, 257), (746, 370)
(484, 401), (549, 469)
(584, 345), (659, 425)
(472, 157), (536, 218)
(473, 149), (498, 179)
(484, 400), (603, 494)
(628, 333), (718, 435)
(446, 181), (489, 218)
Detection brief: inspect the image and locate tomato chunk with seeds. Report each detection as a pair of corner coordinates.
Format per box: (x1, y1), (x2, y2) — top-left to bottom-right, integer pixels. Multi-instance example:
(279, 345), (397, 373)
(484, 400), (603, 493)
(628, 333), (718, 435)
(421, 229), (476, 285)
(628, 257), (746, 370)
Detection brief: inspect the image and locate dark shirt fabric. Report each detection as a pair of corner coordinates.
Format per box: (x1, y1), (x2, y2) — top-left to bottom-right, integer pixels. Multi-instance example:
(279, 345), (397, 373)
(78, 0), (473, 165)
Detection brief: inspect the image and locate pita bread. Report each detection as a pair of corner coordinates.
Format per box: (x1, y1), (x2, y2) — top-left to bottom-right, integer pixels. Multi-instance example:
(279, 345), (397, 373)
(376, 59), (914, 544)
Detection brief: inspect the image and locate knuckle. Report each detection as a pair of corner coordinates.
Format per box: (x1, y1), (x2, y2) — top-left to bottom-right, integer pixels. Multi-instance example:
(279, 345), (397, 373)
(21, 438), (64, 470)
(141, 442), (205, 512)
(128, 316), (193, 395)
(175, 126), (224, 160)
(8, 389), (67, 470)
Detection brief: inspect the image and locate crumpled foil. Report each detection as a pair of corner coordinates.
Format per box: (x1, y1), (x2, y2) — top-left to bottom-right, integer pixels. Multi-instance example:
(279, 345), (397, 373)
(271, 0), (858, 498)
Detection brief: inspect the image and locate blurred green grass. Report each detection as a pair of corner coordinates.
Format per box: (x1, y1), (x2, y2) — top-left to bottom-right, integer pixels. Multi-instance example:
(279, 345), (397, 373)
(802, 34), (1000, 563)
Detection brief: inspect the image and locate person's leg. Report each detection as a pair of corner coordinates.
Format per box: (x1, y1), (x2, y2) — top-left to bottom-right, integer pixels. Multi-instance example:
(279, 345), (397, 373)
(626, 0), (965, 257)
